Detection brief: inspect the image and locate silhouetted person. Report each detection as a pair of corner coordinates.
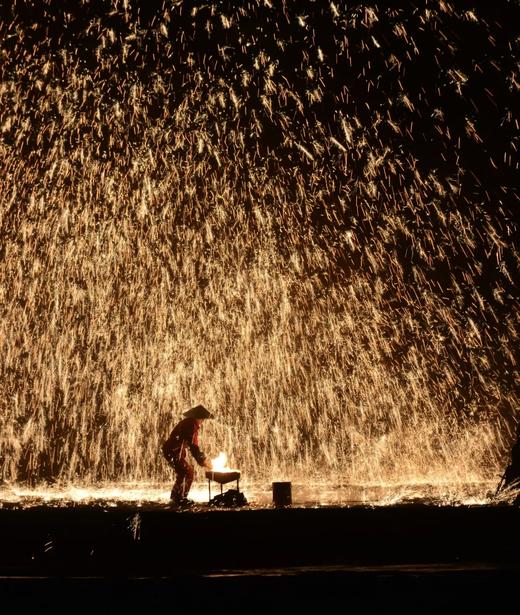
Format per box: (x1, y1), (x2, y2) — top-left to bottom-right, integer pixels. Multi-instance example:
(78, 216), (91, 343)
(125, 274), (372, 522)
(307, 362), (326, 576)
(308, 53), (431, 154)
(496, 425), (520, 502)
(162, 405), (213, 507)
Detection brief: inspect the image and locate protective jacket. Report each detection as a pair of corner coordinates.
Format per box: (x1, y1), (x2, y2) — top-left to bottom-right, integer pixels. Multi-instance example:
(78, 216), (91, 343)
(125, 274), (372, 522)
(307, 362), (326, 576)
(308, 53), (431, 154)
(162, 417), (207, 466)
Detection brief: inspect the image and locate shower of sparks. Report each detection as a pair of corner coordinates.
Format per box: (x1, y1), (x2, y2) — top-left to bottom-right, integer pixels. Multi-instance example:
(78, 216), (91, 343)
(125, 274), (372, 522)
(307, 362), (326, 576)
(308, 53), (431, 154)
(0, 1), (518, 503)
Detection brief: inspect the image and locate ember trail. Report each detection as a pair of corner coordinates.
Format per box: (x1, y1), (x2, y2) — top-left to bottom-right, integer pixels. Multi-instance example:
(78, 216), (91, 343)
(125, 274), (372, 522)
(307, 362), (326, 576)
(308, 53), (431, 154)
(0, 1), (518, 500)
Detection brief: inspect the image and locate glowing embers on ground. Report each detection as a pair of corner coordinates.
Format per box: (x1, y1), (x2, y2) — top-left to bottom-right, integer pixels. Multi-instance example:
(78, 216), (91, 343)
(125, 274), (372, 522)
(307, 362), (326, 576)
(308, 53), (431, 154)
(0, 1), (517, 492)
(0, 480), (504, 509)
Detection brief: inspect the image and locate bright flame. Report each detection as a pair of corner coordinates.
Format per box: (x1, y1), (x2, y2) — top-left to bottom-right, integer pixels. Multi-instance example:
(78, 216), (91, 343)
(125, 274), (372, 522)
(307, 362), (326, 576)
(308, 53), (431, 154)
(211, 452), (231, 472)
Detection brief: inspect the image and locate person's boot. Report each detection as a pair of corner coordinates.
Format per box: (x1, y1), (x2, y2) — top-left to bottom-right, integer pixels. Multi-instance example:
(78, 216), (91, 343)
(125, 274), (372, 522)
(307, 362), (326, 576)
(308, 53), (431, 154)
(178, 498), (194, 509)
(169, 489), (181, 506)
(169, 495), (194, 509)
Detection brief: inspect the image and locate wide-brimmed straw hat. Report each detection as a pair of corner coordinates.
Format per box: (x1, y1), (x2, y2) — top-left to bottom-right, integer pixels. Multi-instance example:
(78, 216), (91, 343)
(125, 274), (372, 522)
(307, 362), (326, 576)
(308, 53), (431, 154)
(183, 404), (214, 419)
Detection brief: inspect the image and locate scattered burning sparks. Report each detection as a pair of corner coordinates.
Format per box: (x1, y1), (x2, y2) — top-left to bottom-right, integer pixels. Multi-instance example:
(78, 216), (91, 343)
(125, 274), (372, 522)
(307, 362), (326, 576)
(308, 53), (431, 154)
(0, 1), (518, 503)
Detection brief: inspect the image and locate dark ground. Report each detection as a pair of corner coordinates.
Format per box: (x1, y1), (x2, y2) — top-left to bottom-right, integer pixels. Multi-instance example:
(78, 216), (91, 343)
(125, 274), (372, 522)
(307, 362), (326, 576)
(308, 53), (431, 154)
(0, 502), (518, 613)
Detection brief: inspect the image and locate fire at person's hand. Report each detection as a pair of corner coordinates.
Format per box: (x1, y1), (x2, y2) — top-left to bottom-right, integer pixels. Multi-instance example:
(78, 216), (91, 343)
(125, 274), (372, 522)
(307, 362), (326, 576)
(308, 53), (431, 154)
(208, 452), (239, 473)
(211, 452), (231, 472)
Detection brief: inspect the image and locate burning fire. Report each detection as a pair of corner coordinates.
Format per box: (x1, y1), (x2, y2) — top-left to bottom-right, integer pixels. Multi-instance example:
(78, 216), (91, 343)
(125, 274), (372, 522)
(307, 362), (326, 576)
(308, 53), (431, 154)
(211, 452), (234, 472)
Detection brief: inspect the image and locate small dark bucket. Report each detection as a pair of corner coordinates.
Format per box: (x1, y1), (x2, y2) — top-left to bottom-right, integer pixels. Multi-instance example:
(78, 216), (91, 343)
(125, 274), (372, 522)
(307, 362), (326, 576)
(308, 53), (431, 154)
(272, 481), (292, 507)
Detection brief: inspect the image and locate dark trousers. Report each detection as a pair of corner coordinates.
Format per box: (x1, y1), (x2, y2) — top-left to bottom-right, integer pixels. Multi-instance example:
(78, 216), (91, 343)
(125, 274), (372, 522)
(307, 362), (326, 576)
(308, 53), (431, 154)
(168, 456), (194, 502)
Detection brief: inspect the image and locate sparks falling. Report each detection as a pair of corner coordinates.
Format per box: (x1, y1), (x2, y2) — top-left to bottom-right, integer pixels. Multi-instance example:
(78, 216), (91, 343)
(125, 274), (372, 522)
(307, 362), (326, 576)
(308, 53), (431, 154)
(0, 1), (518, 499)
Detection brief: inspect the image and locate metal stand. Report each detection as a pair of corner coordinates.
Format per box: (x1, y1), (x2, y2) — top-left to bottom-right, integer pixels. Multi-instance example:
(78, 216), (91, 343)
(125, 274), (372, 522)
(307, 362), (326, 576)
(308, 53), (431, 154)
(208, 477), (240, 502)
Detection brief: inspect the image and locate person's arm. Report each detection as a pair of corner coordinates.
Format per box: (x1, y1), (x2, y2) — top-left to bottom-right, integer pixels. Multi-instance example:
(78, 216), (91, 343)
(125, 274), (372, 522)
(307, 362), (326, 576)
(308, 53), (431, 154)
(189, 441), (208, 466)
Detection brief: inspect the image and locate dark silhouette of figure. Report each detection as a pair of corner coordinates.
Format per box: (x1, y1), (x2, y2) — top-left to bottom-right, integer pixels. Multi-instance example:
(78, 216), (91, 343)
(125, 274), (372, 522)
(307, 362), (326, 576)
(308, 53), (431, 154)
(162, 405), (213, 506)
(496, 425), (520, 502)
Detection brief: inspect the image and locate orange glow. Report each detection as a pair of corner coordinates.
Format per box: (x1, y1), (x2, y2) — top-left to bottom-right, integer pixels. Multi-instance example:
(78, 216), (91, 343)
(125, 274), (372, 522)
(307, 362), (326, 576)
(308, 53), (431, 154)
(0, 2), (516, 505)
(211, 452), (236, 472)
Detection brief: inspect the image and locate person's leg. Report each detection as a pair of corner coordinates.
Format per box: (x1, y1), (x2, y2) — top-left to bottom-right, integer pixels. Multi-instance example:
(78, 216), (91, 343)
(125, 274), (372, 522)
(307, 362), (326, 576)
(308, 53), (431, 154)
(171, 459), (194, 502)
(169, 456), (183, 502)
(182, 462), (194, 499)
